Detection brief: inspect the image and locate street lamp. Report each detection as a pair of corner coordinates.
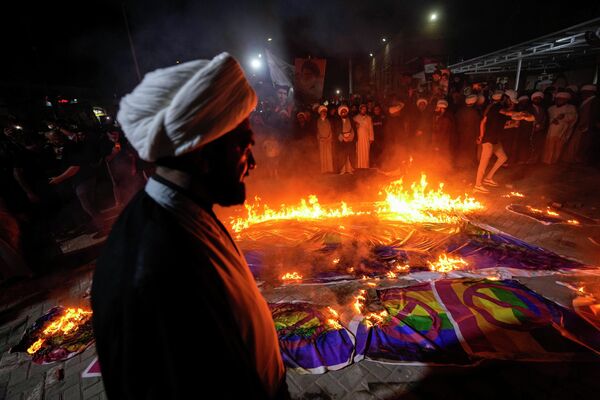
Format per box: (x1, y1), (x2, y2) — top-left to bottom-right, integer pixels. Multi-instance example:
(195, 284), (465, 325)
(267, 37), (272, 42)
(429, 12), (438, 22)
(369, 53), (373, 57)
(381, 37), (387, 42)
(250, 58), (262, 70)
(335, 89), (341, 95)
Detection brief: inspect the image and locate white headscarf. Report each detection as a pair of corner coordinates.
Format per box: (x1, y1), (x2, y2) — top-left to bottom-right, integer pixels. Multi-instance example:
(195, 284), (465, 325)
(117, 53), (257, 162)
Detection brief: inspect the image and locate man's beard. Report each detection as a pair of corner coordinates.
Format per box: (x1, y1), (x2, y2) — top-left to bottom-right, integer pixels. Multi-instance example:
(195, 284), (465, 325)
(204, 169), (247, 206)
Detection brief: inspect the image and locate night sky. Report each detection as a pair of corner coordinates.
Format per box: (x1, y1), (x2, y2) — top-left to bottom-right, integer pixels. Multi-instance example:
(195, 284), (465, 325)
(3, 0), (599, 96)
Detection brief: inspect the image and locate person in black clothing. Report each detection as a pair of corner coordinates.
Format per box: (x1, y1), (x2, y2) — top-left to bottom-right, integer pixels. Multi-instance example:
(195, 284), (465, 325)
(370, 104), (385, 167)
(91, 53), (288, 400)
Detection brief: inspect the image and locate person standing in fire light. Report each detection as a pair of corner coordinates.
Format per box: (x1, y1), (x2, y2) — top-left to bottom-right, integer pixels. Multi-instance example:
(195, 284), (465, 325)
(353, 104), (374, 168)
(333, 105), (357, 174)
(316, 105), (334, 173)
(542, 91), (578, 164)
(91, 53), (289, 399)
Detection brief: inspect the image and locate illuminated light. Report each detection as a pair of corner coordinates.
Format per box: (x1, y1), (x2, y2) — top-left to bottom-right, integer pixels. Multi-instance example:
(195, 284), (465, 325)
(430, 13), (438, 21)
(281, 272), (303, 281)
(267, 37), (272, 41)
(428, 254), (469, 273)
(369, 53), (373, 57)
(546, 209), (560, 216)
(382, 38), (387, 42)
(336, 89), (341, 95)
(258, 53), (262, 58)
(367, 282), (377, 287)
(338, 225), (345, 230)
(14, 125), (23, 130)
(250, 58), (262, 70)
(58, 99), (69, 104)
(395, 264), (410, 272)
(176, 60), (180, 64)
(333, 258), (340, 265)
(567, 219), (580, 225)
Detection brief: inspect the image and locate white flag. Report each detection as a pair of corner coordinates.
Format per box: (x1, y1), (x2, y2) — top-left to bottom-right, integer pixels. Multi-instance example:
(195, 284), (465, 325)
(265, 49), (294, 88)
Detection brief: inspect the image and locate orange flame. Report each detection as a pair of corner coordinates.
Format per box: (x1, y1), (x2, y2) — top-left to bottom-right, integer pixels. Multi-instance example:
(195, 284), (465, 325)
(27, 308), (92, 355)
(27, 338), (45, 355)
(386, 271), (397, 279)
(567, 219), (580, 225)
(503, 192), (525, 198)
(230, 195), (355, 232)
(281, 272), (303, 281)
(428, 254), (469, 273)
(364, 310), (389, 328)
(230, 175), (484, 231)
(325, 306), (343, 330)
(353, 289), (367, 314)
(376, 174), (483, 224)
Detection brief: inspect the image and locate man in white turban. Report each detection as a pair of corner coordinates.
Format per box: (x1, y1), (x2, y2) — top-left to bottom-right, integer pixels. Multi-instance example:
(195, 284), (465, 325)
(542, 91), (578, 164)
(91, 53), (288, 399)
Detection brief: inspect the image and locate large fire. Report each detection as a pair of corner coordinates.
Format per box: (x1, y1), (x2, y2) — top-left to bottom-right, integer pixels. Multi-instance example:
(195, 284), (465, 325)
(230, 174), (483, 232)
(26, 308), (92, 355)
(376, 174), (483, 224)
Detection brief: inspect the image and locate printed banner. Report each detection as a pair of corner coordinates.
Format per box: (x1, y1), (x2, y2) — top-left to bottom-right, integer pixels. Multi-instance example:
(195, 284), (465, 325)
(294, 58), (326, 105)
(434, 279), (600, 360)
(270, 302), (354, 373)
(352, 283), (469, 364)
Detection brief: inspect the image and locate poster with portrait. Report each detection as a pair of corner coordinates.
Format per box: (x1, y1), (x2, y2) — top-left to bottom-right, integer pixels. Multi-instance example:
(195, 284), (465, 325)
(294, 58), (326, 106)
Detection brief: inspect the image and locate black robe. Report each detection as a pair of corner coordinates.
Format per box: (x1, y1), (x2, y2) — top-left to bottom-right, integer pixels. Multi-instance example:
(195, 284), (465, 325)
(91, 188), (289, 399)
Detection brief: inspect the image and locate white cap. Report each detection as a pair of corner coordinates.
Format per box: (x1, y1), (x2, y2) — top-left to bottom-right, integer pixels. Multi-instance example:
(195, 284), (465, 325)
(338, 105), (349, 115)
(491, 91), (503, 101)
(416, 98), (428, 106)
(504, 89), (518, 104)
(518, 95), (529, 102)
(581, 84), (597, 92)
(436, 99), (449, 109)
(531, 91), (544, 99)
(465, 95), (477, 105)
(117, 53), (257, 162)
(318, 105), (327, 114)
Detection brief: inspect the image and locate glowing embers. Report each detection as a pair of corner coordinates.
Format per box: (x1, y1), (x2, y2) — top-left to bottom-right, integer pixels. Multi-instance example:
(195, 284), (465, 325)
(281, 272), (303, 283)
(427, 253), (469, 273)
(502, 191), (525, 198)
(12, 307), (94, 364)
(376, 174), (483, 224)
(230, 195), (355, 233)
(507, 204), (581, 225)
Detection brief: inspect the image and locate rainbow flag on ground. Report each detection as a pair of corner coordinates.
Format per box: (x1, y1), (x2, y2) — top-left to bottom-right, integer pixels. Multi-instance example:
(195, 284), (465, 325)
(352, 283), (469, 364)
(270, 302), (354, 373)
(434, 279), (600, 360)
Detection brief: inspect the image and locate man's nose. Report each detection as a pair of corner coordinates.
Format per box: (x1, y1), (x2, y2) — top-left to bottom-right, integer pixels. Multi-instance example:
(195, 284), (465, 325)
(247, 150), (256, 170)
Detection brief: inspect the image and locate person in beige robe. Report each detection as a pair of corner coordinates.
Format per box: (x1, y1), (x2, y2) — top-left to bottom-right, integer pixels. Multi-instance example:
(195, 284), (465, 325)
(353, 104), (374, 168)
(316, 105), (334, 173)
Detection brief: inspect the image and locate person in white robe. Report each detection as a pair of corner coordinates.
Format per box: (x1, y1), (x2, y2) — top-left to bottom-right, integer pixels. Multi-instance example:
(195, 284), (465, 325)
(353, 104), (374, 168)
(542, 92), (578, 164)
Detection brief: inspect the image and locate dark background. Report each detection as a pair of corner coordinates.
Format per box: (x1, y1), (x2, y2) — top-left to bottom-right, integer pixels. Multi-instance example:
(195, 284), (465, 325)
(2, 0), (599, 96)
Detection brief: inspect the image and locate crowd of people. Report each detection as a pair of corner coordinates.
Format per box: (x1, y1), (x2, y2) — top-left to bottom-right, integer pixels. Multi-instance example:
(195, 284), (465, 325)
(0, 114), (148, 277)
(251, 71), (600, 194)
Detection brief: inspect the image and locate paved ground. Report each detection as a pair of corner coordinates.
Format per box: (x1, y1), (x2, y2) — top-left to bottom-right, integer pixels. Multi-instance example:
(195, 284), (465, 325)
(1, 163), (600, 399)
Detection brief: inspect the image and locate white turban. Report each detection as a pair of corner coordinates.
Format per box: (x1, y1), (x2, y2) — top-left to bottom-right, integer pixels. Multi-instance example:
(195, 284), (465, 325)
(338, 105), (349, 115)
(465, 95), (477, 105)
(117, 53), (257, 162)
(318, 105), (328, 114)
(505, 89), (518, 104)
(518, 95), (529, 102)
(416, 98), (428, 106)
(491, 91), (503, 101)
(436, 99), (448, 109)
(581, 84), (597, 92)
(531, 91), (544, 99)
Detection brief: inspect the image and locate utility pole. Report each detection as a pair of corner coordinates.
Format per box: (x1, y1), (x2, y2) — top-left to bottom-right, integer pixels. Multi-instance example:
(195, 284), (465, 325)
(348, 58), (353, 95)
(122, 3), (142, 82)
